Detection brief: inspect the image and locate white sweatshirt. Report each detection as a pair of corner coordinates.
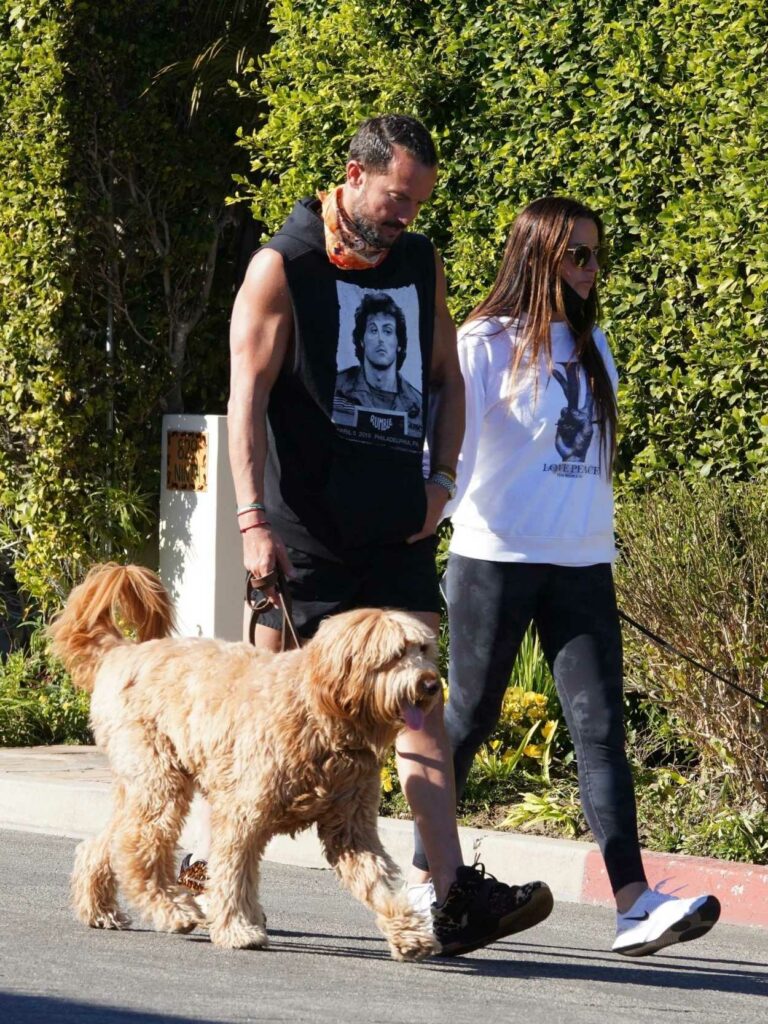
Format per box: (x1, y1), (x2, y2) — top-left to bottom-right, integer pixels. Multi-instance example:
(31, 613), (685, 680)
(446, 317), (618, 565)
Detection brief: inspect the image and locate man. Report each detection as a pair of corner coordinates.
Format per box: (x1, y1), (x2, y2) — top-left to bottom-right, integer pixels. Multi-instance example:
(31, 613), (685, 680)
(225, 114), (552, 956)
(332, 291), (423, 437)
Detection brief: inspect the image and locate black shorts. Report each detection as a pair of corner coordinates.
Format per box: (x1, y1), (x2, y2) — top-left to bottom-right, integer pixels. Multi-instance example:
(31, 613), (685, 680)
(257, 536), (442, 639)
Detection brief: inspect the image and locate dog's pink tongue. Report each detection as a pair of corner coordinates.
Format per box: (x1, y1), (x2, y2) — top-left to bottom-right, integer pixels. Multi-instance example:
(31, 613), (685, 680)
(402, 702), (424, 731)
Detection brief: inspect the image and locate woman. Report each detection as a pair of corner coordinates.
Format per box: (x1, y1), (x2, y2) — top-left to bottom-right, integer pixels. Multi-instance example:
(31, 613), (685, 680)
(411, 197), (720, 956)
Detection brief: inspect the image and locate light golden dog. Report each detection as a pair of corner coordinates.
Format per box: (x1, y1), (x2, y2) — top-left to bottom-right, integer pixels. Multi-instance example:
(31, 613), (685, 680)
(49, 563), (441, 960)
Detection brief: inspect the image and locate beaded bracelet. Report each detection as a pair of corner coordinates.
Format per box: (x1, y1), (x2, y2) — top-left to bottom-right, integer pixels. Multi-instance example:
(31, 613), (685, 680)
(240, 521), (271, 535)
(236, 502), (267, 517)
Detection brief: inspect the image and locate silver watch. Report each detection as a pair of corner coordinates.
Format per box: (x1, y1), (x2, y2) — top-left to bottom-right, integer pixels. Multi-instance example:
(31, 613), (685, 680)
(428, 472), (457, 500)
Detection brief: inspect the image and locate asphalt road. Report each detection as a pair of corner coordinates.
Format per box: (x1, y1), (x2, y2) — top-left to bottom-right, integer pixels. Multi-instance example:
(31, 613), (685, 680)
(0, 829), (766, 1024)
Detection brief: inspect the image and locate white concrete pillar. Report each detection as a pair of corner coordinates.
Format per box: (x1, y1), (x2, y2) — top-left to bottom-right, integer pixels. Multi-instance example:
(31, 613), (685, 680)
(158, 414), (243, 640)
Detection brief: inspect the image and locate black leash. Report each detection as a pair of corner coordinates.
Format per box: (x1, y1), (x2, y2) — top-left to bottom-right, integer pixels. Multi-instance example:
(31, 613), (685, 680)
(246, 565), (301, 651)
(243, 568), (765, 706)
(618, 610), (768, 710)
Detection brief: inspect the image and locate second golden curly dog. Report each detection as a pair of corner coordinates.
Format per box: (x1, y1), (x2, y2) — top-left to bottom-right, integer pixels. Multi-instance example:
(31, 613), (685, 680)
(49, 563), (441, 960)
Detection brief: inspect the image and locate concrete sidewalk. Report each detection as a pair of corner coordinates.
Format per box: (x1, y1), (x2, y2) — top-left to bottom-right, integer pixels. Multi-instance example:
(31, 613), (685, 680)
(1, 745), (766, 928)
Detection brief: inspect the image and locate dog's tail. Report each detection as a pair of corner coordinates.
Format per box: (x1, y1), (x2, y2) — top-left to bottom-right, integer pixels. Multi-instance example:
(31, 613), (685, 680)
(47, 563), (175, 692)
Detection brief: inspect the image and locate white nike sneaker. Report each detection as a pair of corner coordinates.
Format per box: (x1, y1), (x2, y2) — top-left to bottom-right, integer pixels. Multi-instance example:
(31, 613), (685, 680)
(612, 886), (721, 957)
(406, 880), (436, 922)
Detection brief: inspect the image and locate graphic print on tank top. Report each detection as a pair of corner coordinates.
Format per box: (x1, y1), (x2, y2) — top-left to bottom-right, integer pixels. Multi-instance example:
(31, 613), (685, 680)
(544, 361), (601, 477)
(331, 281), (424, 452)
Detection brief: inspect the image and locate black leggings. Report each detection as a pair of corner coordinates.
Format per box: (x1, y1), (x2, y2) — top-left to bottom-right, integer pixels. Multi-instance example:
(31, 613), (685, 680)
(413, 556), (647, 894)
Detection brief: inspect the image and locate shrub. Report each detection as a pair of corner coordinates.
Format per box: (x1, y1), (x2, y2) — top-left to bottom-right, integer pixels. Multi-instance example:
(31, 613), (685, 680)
(615, 478), (768, 801)
(0, 624), (91, 746)
(633, 765), (768, 864)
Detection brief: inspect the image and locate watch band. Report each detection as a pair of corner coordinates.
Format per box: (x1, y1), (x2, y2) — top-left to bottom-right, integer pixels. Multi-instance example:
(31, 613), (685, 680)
(428, 471), (457, 500)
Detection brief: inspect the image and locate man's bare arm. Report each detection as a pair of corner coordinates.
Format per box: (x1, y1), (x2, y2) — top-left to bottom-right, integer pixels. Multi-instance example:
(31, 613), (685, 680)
(407, 251), (465, 542)
(227, 247), (294, 582)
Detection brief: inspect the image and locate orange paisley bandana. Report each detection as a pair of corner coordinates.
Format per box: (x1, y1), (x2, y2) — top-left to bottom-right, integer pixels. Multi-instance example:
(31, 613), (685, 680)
(319, 185), (390, 271)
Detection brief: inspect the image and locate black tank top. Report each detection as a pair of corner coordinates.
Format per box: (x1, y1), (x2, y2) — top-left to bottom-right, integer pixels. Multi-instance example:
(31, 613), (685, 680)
(261, 198), (436, 557)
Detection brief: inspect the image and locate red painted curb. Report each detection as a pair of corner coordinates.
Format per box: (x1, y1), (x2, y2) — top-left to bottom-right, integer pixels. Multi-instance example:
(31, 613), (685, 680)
(582, 848), (768, 927)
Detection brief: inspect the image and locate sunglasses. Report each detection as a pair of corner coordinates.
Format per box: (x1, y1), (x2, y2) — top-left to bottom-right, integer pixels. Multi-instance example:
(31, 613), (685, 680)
(565, 244), (609, 269)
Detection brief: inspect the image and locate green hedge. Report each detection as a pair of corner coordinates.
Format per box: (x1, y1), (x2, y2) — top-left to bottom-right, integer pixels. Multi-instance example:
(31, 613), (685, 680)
(0, 1), (93, 612)
(0, 2), (261, 614)
(240, 0), (768, 483)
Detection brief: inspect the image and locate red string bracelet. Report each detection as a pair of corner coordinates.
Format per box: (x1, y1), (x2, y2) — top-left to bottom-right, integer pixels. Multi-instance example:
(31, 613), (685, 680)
(240, 521), (271, 535)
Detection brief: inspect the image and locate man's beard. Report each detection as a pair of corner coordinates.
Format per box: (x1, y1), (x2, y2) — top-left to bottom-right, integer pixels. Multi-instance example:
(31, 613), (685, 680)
(349, 197), (400, 249)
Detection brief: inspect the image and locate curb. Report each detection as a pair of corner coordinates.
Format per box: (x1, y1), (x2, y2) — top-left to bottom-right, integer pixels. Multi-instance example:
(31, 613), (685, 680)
(1, 745), (766, 928)
(582, 849), (768, 928)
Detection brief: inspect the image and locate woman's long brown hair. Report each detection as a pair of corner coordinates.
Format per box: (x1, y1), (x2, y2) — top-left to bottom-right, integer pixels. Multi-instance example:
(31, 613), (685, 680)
(468, 196), (617, 474)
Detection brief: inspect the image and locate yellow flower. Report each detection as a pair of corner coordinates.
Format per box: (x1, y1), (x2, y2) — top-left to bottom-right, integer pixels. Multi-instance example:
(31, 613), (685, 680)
(380, 766), (393, 793)
(524, 744), (544, 760)
(523, 692), (548, 722)
(501, 686), (526, 725)
(541, 720), (557, 742)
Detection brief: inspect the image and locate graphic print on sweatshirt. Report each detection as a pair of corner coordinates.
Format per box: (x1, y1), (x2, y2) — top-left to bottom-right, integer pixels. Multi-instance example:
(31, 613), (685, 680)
(331, 281), (424, 452)
(544, 361), (601, 477)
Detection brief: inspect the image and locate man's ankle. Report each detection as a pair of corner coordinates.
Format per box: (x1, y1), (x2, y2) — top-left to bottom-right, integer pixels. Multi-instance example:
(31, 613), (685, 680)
(431, 866), (462, 904)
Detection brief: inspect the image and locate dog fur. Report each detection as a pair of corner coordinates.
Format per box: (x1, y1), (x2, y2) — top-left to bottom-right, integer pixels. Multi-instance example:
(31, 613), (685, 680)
(48, 562), (441, 960)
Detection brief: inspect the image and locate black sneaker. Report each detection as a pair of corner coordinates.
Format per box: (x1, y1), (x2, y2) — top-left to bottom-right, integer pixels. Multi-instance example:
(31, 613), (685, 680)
(432, 862), (553, 957)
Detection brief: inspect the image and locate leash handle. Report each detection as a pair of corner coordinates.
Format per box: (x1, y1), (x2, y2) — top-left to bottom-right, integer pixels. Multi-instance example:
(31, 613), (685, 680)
(246, 566), (301, 651)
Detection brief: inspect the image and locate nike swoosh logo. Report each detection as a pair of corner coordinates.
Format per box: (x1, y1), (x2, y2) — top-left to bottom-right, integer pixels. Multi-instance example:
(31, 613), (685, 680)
(624, 911), (650, 921)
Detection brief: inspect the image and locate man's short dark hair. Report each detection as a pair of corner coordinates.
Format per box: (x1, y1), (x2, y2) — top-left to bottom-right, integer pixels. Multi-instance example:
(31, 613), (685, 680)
(349, 115), (437, 173)
(353, 292), (408, 370)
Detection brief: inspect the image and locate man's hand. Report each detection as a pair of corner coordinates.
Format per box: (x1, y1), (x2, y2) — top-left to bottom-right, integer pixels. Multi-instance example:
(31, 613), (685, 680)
(243, 526), (294, 607)
(407, 481), (450, 544)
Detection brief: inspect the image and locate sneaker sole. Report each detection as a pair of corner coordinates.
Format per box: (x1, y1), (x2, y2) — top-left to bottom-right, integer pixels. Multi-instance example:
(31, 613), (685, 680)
(437, 884), (554, 958)
(615, 895), (721, 957)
